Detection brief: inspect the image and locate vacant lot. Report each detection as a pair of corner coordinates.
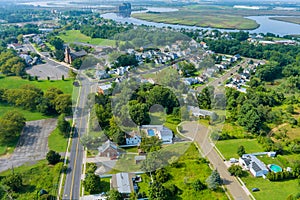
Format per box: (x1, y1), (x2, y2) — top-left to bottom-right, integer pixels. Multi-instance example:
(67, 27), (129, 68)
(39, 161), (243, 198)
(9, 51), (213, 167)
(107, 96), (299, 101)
(58, 30), (116, 46)
(0, 160), (63, 199)
(216, 139), (264, 159)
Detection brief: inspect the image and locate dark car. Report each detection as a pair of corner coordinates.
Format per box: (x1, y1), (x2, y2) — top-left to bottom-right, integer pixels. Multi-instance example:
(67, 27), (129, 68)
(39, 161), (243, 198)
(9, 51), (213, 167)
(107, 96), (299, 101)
(252, 188), (260, 192)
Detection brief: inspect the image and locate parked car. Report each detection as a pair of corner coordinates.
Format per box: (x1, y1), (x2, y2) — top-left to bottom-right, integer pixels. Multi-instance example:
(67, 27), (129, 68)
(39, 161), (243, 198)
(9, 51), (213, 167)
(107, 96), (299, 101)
(252, 188), (260, 192)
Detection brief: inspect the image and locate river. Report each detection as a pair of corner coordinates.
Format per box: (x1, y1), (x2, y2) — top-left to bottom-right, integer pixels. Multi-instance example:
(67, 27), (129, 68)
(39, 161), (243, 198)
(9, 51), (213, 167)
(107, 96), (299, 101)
(102, 8), (300, 36)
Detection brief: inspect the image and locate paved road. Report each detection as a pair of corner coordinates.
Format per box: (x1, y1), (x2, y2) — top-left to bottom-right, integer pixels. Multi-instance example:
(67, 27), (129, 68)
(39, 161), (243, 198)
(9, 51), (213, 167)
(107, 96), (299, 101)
(181, 121), (251, 200)
(63, 73), (93, 200)
(0, 119), (57, 173)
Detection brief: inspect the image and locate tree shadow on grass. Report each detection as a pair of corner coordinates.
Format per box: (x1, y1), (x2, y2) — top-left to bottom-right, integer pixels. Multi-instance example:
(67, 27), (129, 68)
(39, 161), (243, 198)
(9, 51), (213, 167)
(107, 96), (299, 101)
(19, 184), (36, 194)
(99, 180), (110, 193)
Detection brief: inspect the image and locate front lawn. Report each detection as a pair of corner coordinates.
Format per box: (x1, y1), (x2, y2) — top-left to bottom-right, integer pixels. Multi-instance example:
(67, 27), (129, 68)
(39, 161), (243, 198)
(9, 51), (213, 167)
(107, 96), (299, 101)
(216, 139), (264, 159)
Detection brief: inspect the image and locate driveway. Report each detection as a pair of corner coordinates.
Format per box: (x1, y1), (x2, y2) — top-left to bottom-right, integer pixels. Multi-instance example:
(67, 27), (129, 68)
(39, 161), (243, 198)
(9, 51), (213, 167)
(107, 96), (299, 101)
(0, 118), (57, 172)
(180, 121), (251, 200)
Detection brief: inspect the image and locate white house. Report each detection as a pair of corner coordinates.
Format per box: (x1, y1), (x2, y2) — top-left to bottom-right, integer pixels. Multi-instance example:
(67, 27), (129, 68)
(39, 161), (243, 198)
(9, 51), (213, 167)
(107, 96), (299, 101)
(239, 154), (269, 177)
(141, 125), (173, 144)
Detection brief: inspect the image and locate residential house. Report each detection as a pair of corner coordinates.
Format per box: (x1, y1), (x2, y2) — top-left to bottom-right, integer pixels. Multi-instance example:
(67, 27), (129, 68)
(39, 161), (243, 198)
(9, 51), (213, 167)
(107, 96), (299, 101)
(8, 43), (23, 51)
(96, 70), (110, 80)
(239, 154), (269, 177)
(98, 140), (120, 159)
(97, 84), (112, 95)
(125, 131), (141, 146)
(183, 78), (199, 85)
(204, 68), (217, 77)
(187, 106), (215, 118)
(141, 125), (173, 144)
(20, 54), (33, 65)
(110, 173), (138, 198)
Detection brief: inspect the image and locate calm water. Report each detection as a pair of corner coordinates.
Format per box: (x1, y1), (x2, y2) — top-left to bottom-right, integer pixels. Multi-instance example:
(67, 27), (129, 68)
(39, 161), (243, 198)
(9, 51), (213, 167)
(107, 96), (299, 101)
(102, 9), (300, 36)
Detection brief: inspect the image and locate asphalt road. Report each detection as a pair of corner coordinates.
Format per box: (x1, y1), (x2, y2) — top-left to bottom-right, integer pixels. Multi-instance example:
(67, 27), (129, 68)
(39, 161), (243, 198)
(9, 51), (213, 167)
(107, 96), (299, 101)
(181, 122), (251, 200)
(63, 74), (92, 200)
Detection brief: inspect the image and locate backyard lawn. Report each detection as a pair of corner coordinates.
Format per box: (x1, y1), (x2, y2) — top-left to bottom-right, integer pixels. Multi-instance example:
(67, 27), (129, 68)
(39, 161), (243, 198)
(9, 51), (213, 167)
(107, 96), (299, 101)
(216, 139), (264, 159)
(58, 30), (116, 46)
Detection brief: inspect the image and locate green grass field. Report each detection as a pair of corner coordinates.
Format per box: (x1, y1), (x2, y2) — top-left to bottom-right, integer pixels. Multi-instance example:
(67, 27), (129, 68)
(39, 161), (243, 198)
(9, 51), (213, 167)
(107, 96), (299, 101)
(48, 127), (68, 152)
(0, 102), (52, 121)
(58, 30), (116, 46)
(241, 176), (299, 200)
(0, 160), (63, 199)
(132, 5), (259, 30)
(216, 139), (264, 159)
(138, 143), (228, 199)
(269, 17), (300, 25)
(0, 76), (74, 94)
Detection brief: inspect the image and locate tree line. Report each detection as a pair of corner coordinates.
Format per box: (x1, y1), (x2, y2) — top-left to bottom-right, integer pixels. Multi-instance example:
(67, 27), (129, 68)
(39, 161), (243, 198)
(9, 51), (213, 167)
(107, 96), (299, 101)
(0, 85), (72, 115)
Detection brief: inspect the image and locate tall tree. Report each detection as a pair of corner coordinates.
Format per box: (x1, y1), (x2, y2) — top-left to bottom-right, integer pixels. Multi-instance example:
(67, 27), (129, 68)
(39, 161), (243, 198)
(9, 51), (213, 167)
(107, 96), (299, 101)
(83, 173), (101, 194)
(237, 145), (246, 157)
(57, 114), (71, 137)
(206, 170), (222, 190)
(148, 181), (167, 200)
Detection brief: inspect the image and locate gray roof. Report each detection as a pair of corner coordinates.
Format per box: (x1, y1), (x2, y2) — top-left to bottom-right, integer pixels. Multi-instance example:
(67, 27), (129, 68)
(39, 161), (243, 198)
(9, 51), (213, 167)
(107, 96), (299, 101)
(242, 154), (268, 173)
(71, 50), (87, 58)
(98, 140), (118, 153)
(111, 173), (134, 194)
(188, 106), (215, 117)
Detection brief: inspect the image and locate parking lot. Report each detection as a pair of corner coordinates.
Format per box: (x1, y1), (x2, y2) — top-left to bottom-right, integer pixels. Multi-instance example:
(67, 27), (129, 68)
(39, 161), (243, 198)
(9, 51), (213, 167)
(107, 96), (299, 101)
(0, 118), (57, 172)
(26, 62), (69, 80)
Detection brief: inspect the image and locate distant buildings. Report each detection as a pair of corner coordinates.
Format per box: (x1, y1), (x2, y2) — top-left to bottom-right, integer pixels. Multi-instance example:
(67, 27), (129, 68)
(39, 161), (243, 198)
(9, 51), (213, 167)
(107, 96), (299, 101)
(118, 3), (131, 18)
